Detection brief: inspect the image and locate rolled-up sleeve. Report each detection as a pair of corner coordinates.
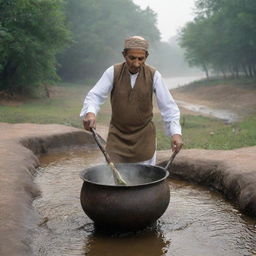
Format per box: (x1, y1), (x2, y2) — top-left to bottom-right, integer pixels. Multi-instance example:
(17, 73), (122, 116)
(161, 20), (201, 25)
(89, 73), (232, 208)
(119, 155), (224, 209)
(80, 66), (114, 119)
(153, 71), (182, 136)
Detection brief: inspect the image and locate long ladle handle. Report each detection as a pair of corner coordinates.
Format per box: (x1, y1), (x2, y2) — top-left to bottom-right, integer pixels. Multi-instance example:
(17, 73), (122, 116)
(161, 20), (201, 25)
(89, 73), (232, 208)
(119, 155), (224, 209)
(91, 128), (111, 164)
(90, 128), (127, 185)
(165, 150), (178, 170)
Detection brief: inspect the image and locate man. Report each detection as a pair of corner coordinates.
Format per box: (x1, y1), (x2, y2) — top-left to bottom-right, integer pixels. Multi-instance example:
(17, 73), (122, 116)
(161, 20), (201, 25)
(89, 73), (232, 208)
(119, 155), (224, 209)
(80, 36), (183, 165)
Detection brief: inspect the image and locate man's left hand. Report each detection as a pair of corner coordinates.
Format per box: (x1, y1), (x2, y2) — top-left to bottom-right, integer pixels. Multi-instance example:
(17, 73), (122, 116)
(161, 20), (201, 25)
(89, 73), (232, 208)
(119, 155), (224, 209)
(171, 134), (183, 153)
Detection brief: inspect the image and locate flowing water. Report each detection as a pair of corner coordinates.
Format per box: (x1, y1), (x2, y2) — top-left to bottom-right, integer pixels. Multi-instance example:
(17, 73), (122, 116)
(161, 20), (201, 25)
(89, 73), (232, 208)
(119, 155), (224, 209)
(176, 100), (239, 123)
(164, 76), (205, 90)
(163, 76), (239, 123)
(32, 147), (256, 256)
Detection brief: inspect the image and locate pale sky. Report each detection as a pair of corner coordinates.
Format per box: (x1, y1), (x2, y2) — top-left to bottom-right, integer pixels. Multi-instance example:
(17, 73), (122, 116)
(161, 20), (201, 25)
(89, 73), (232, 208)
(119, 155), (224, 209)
(133, 0), (196, 41)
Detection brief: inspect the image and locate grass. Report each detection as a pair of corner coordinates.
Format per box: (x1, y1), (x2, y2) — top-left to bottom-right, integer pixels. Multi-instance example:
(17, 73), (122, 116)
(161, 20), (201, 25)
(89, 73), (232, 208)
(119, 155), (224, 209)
(154, 113), (256, 150)
(183, 77), (256, 90)
(1, 82), (256, 150)
(181, 115), (256, 150)
(0, 84), (88, 128)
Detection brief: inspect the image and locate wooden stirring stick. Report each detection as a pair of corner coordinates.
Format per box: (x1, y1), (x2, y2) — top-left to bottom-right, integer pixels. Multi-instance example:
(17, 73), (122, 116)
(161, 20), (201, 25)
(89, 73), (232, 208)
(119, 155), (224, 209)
(91, 128), (127, 185)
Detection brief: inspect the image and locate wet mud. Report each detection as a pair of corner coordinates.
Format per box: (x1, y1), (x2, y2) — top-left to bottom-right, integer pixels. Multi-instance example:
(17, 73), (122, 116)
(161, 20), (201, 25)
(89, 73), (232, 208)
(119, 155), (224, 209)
(176, 100), (239, 123)
(32, 147), (256, 256)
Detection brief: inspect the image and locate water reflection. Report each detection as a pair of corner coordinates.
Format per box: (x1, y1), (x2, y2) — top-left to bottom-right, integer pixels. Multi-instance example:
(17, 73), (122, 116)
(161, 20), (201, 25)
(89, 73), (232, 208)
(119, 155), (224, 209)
(84, 228), (169, 256)
(164, 75), (205, 90)
(32, 147), (256, 256)
(176, 99), (239, 123)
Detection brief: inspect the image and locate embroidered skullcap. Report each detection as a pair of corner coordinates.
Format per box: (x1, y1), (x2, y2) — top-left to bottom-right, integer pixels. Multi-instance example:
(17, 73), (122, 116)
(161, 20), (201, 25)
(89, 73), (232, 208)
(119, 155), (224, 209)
(124, 36), (149, 51)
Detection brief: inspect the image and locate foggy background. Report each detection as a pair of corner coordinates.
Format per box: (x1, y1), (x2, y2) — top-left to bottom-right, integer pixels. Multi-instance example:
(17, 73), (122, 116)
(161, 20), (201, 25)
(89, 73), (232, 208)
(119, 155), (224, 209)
(56, 0), (202, 81)
(133, 0), (204, 88)
(1, 0), (255, 95)
(133, 0), (196, 41)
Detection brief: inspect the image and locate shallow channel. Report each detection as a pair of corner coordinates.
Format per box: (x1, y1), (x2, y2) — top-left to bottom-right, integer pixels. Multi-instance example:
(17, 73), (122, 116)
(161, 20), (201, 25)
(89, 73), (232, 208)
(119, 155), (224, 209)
(32, 147), (256, 256)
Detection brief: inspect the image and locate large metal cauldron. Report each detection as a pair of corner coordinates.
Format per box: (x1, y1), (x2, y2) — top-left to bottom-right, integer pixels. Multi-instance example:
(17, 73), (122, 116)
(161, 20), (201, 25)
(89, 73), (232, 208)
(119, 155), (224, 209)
(80, 163), (170, 231)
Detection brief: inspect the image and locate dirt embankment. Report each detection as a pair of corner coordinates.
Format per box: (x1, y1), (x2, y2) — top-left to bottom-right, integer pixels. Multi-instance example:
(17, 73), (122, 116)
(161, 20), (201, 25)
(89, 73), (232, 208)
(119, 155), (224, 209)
(1, 81), (256, 255)
(0, 124), (97, 256)
(1, 122), (256, 256)
(171, 83), (256, 118)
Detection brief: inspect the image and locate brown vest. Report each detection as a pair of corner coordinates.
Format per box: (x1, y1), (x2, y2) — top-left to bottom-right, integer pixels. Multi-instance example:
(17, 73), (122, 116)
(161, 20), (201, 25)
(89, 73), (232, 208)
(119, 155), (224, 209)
(106, 62), (156, 163)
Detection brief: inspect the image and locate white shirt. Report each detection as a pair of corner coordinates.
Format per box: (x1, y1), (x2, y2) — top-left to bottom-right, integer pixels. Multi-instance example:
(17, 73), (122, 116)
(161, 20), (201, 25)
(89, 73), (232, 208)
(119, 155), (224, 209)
(80, 65), (182, 137)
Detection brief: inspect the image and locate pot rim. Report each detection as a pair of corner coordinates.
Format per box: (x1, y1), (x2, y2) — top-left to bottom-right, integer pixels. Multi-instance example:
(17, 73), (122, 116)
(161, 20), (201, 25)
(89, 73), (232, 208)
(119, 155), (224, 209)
(80, 163), (169, 188)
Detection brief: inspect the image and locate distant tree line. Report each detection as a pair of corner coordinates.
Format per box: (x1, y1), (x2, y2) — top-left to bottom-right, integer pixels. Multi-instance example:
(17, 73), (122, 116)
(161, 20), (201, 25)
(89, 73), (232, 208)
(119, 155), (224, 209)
(179, 0), (256, 79)
(0, 0), (69, 95)
(57, 0), (160, 81)
(0, 0), (201, 96)
(0, 0), (161, 94)
(150, 38), (201, 77)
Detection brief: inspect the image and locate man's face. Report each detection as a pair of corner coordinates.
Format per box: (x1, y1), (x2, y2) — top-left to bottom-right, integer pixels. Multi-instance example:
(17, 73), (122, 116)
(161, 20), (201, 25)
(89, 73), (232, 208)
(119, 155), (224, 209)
(123, 49), (148, 74)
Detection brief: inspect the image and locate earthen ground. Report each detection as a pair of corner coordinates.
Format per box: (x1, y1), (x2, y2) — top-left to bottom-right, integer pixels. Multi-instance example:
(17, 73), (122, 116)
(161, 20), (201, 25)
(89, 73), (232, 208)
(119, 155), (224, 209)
(0, 122), (255, 255)
(1, 82), (256, 255)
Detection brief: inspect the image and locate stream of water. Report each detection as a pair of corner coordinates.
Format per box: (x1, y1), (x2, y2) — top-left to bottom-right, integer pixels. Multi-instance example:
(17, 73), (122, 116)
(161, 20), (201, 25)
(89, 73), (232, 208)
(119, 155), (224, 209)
(32, 147), (256, 256)
(164, 76), (205, 90)
(176, 100), (239, 123)
(164, 76), (239, 123)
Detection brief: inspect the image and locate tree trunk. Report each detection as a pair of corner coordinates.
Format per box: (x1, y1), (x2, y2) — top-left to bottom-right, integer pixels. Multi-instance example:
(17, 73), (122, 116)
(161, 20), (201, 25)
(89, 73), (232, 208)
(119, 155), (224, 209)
(202, 63), (209, 79)
(44, 85), (50, 98)
(221, 70), (226, 79)
(242, 65), (250, 78)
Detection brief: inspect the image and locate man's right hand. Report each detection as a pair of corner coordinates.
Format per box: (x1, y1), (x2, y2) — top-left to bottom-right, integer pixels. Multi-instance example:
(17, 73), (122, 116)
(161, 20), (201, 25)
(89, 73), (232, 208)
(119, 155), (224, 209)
(83, 112), (96, 131)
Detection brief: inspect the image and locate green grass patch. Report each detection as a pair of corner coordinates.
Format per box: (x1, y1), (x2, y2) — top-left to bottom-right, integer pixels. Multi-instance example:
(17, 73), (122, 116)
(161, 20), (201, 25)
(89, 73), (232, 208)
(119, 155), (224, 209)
(0, 83), (111, 129)
(184, 77), (256, 90)
(154, 114), (256, 150)
(1, 83), (255, 150)
(0, 84), (89, 128)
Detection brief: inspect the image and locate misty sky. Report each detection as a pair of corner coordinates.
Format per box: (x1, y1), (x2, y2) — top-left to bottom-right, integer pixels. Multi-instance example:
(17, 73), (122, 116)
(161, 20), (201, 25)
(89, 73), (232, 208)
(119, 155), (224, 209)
(133, 0), (196, 41)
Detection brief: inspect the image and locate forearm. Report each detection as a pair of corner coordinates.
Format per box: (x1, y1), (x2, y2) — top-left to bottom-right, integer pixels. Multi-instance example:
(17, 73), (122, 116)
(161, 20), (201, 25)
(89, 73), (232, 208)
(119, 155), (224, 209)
(163, 113), (181, 136)
(154, 71), (182, 136)
(80, 91), (101, 118)
(80, 66), (114, 119)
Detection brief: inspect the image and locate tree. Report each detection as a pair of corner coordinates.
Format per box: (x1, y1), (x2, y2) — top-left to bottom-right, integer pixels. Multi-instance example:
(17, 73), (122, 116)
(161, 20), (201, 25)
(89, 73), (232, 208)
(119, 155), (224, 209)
(57, 0), (160, 81)
(179, 17), (213, 78)
(0, 0), (69, 95)
(179, 0), (256, 79)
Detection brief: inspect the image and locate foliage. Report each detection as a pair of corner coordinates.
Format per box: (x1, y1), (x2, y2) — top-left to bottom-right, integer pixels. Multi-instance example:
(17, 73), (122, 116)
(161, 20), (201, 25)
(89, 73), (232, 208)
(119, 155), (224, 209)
(57, 0), (161, 81)
(179, 0), (256, 79)
(155, 114), (256, 150)
(0, 0), (214, 95)
(0, 0), (197, 95)
(149, 38), (200, 77)
(0, 0), (70, 95)
(1, 82), (255, 151)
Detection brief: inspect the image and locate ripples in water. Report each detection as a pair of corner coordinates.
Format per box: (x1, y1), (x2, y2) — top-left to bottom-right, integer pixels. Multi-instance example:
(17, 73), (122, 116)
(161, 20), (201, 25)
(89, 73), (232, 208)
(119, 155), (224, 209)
(32, 147), (256, 256)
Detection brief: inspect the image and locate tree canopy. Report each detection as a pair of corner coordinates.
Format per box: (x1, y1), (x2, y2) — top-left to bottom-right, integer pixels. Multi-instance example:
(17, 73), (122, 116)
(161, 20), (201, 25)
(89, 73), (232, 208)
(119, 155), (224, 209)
(57, 0), (160, 81)
(179, 0), (256, 78)
(0, 0), (196, 95)
(0, 0), (69, 94)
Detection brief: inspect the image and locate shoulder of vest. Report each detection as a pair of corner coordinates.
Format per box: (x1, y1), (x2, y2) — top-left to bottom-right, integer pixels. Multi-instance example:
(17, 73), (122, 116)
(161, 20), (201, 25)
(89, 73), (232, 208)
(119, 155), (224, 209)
(113, 62), (125, 80)
(114, 62), (125, 70)
(113, 62), (125, 76)
(114, 62), (125, 66)
(144, 64), (156, 75)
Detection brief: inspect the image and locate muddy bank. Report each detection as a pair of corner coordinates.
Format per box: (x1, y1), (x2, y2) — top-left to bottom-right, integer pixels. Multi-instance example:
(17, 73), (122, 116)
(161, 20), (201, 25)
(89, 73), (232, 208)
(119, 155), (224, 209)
(158, 147), (256, 216)
(171, 83), (256, 118)
(0, 123), (96, 256)
(33, 148), (256, 256)
(0, 122), (256, 255)
(175, 99), (239, 123)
